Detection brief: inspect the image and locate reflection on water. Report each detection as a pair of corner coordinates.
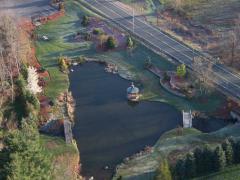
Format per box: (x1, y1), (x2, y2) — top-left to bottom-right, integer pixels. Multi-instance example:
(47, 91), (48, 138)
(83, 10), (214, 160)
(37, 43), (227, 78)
(69, 62), (227, 180)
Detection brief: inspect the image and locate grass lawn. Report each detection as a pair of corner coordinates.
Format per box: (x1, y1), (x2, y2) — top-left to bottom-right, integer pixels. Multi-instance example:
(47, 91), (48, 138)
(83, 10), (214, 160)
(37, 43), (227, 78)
(196, 164), (240, 180)
(35, 0), (96, 99)
(40, 135), (79, 180)
(114, 124), (240, 179)
(35, 1), (225, 112)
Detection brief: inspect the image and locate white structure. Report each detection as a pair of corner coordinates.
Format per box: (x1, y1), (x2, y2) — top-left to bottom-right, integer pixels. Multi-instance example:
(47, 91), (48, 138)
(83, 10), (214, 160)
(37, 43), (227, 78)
(27, 66), (42, 94)
(182, 110), (192, 128)
(42, 35), (49, 40)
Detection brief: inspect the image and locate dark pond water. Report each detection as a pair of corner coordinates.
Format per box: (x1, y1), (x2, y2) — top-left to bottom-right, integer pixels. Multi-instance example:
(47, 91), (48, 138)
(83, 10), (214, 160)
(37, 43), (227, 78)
(70, 63), (227, 180)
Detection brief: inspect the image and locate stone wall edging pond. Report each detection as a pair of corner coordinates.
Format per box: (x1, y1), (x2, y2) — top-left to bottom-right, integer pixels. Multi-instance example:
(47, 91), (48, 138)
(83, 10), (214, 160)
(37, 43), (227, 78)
(159, 78), (186, 98)
(84, 57), (137, 81)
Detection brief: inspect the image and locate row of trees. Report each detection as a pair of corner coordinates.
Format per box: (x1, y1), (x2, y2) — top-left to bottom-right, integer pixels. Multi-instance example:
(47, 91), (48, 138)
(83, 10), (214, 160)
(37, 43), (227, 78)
(174, 137), (240, 179)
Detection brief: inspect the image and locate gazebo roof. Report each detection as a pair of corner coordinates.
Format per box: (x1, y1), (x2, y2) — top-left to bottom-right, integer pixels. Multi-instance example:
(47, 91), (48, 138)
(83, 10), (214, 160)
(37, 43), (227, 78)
(127, 82), (139, 94)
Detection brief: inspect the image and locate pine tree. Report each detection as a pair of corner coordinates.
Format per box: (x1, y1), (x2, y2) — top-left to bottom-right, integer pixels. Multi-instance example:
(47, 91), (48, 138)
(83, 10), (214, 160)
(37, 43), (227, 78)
(184, 153), (196, 178)
(213, 145), (226, 171)
(222, 139), (234, 165)
(21, 63), (28, 80)
(200, 145), (214, 173)
(155, 159), (172, 180)
(234, 140), (240, 163)
(194, 147), (204, 175)
(126, 36), (134, 49)
(2, 120), (53, 180)
(174, 158), (185, 180)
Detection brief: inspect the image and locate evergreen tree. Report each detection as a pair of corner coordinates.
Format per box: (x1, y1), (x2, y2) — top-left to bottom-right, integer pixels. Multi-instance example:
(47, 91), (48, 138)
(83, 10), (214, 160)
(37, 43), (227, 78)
(126, 36), (134, 49)
(202, 145), (214, 173)
(213, 145), (226, 171)
(174, 158), (185, 180)
(184, 153), (196, 178)
(20, 63), (28, 80)
(155, 159), (172, 180)
(228, 137), (239, 164)
(234, 140), (240, 163)
(1, 120), (53, 180)
(222, 139), (234, 165)
(193, 147), (204, 175)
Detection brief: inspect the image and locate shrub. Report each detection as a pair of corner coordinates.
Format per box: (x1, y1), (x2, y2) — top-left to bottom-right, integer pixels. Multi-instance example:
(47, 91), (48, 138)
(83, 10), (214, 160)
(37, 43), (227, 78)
(106, 36), (117, 49)
(25, 91), (40, 110)
(38, 67), (46, 73)
(126, 36), (134, 48)
(76, 56), (86, 64)
(58, 2), (64, 11)
(84, 32), (91, 41)
(176, 64), (186, 77)
(92, 28), (103, 35)
(163, 72), (170, 82)
(58, 56), (68, 72)
(144, 57), (152, 68)
(81, 15), (90, 26)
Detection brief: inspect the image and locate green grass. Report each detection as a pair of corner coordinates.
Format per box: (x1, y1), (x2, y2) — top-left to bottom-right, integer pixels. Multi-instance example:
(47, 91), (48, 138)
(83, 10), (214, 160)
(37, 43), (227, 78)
(35, 0), (226, 112)
(159, 128), (201, 140)
(40, 135), (79, 180)
(40, 135), (78, 156)
(35, 0), (95, 99)
(114, 124), (240, 179)
(195, 164), (240, 180)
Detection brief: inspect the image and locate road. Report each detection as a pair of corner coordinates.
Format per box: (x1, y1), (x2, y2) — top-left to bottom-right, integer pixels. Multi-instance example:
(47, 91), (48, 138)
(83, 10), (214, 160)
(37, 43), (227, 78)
(82, 0), (240, 101)
(0, 0), (57, 20)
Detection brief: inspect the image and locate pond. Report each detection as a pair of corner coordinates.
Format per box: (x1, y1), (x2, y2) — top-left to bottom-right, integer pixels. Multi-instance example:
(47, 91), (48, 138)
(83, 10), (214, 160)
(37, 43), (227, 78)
(70, 62), (227, 180)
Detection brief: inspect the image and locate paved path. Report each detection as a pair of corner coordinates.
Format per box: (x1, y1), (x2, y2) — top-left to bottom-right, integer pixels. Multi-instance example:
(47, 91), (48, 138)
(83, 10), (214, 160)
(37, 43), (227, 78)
(81, 0), (240, 101)
(0, 0), (57, 20)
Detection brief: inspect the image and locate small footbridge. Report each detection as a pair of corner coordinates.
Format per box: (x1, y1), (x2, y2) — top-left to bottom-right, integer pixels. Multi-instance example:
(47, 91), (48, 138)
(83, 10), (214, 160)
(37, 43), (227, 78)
(63, 92), (73, 144)
(182, 110), (193, 128)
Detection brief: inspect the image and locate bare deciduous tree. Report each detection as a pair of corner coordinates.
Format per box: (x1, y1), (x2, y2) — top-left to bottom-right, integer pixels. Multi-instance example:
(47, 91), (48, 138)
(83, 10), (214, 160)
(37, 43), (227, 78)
(220, 15), (240, 66)
(192, 56), (215, 95)
(0, 14), (21, 104)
